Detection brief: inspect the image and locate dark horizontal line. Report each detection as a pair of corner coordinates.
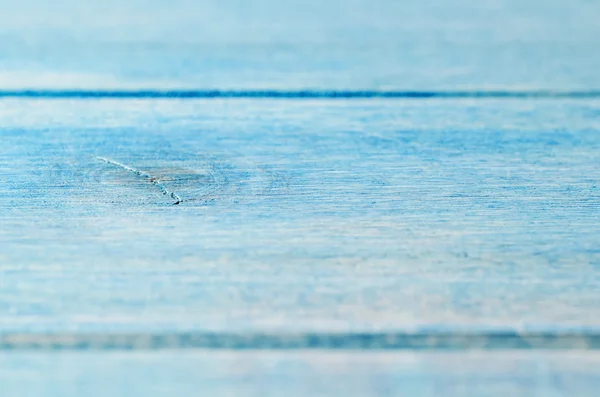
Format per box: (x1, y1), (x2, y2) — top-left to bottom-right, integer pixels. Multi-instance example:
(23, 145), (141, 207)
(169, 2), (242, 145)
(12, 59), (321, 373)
(1, 90), (600, 99)
(2, 331), (600, 351)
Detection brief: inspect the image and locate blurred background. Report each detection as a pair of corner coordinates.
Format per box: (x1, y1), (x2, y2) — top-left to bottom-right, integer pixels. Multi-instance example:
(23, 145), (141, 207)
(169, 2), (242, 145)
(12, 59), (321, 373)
(0, 0), (599, 90)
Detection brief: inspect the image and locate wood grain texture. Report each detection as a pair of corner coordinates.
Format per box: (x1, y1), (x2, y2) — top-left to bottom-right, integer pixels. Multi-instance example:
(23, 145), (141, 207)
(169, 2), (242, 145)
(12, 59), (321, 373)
(1, 0), (600, 395)
(1, 98), (599, 334)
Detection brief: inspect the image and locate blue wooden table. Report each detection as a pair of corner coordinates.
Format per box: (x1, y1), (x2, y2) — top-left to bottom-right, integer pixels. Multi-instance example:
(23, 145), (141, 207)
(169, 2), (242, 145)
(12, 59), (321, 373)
(1, 1), (600, 396)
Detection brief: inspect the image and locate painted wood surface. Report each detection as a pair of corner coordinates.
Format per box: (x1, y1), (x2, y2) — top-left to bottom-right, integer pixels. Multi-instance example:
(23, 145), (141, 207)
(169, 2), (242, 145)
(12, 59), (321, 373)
(2, 351), (600, 397)
(2, 97), (599, 395)
(2, 98), (600, 333)
(0, 0), (599, 90)
(1, 0), (600, 396)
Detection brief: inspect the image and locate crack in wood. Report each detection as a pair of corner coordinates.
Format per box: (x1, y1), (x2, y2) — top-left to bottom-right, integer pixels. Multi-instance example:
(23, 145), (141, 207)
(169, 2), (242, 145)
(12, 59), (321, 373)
(96, 156), (182, 205)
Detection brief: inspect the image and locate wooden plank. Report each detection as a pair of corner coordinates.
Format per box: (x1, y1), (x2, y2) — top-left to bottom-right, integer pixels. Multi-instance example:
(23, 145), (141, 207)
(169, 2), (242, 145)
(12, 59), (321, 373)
(2, 350), (600, 397)
(1, 98), (599, 333)
(0, 0), (599, 90)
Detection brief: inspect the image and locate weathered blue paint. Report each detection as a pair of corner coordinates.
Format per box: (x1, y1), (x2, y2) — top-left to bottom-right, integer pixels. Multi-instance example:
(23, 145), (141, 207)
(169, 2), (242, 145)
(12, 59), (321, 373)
(2, 351), (600, 397)
(1, 0), (600, 395)
(1, 97), (600, 394)
(1, 99), (599, 333)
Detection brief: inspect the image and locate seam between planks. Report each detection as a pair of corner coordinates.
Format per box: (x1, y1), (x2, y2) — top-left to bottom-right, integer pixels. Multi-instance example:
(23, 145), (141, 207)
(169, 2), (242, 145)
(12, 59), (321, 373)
(1, 89), (600, 99)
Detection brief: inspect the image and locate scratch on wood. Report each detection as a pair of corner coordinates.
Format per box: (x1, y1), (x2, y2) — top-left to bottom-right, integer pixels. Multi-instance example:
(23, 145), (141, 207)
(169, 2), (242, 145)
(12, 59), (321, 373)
(96, 156), (182, 205)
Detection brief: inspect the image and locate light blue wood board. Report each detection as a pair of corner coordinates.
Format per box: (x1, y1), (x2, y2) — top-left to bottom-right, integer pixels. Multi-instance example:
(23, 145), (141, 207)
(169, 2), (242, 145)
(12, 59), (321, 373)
(0, 0), (599, 90)
(1, 0), (600, 395)
(1, 98), (599, 333)
(2, 351), (600, 397)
